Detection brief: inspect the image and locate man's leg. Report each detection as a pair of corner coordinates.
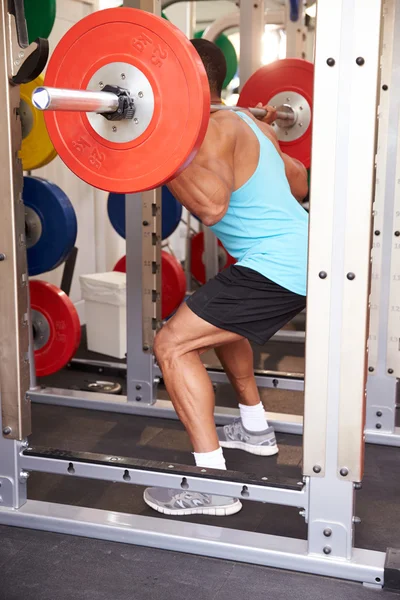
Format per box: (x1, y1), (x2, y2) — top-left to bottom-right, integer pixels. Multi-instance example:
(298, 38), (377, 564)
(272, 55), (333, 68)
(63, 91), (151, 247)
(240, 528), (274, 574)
(143, 303), (244, 516)
(214, 339), (278, 455)
(153, 303), (243, 452)
(215, 339), (260, 406)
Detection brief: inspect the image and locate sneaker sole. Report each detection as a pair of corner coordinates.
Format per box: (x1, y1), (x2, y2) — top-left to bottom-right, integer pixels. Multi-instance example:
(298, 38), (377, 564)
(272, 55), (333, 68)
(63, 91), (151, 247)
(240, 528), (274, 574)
(144, 497), (243, 517)
(219, 440), (279, 456)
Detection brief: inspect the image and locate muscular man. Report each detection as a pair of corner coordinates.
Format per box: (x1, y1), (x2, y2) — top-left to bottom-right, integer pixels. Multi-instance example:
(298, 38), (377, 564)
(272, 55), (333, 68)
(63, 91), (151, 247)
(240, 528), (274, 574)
(144, 39), (308, 516)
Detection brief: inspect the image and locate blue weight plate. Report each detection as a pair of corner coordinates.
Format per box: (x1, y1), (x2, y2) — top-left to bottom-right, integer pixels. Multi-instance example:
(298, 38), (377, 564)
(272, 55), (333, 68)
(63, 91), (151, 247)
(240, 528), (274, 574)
(107, 187), (182, 240)
(107, 192), (126, 238)
(23, 176), (78, 276)
(162, 187), (183, 239)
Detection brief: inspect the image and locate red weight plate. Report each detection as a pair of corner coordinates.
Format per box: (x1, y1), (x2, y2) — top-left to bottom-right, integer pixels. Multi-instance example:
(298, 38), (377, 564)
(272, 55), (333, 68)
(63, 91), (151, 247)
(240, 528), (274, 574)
(190, 231), (236, 285)
(161, 250), (186, 319)
(238, 59), (314, 168)
(30, 280), (81, 377)
(114, 255), (126, 272)
(44, 8), (210, 193)
(113, 251), (186, 319)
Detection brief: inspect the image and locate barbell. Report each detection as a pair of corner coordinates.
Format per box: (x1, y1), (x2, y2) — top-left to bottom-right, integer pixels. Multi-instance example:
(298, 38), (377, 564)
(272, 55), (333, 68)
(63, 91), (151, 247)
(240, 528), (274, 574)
(30, 8), (313, 194)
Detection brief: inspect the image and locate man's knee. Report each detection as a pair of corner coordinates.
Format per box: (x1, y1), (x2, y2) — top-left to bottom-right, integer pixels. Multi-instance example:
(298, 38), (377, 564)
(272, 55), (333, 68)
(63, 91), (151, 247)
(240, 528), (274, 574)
(153, 328), (172, 366)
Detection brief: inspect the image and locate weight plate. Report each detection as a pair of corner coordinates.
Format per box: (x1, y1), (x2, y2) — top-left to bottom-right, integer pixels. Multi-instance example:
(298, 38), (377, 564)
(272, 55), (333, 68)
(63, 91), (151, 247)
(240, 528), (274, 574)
(191, 231), (236, 284)
(113, 250), (186, 319)
(30, 280), (81, 377)
(107, 187), (182, 240)
(238, 59), (314, 168)
(24, 0), (56, 44)
(44, 8), (210, 193)
(23, 176), (77, 276)
(195, 31), (238, 89)
(20, 76), (57, 171)
(113, 256), (127, 273)
(161, 250), (186, 319)
(84, 380), (122, 394)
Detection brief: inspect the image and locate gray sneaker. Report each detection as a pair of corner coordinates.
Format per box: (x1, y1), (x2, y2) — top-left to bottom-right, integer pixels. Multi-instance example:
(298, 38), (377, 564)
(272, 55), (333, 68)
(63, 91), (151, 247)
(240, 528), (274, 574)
(143, 488), (242, 516)
(217, 418), (278, 456)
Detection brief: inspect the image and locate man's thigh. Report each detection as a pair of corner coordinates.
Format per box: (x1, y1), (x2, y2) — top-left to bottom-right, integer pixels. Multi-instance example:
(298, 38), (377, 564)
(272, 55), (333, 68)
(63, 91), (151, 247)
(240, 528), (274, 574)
(159, 303), (244, 355)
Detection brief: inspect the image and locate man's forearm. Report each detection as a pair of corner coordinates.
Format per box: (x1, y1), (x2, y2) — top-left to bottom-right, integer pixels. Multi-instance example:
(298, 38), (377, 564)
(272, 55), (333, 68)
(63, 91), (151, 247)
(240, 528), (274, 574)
(282, 154), (309, 202)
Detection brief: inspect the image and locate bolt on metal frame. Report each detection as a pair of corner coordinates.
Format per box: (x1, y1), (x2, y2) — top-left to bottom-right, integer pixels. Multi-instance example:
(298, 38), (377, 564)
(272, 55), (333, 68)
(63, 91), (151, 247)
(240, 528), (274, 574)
(0, 0), (394, 587)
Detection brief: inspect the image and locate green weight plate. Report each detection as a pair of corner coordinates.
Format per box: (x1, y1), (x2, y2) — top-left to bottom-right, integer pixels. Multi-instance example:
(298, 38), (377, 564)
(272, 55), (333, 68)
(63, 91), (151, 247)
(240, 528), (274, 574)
(162, 11), (169, 19)
(195, 30), (238, 88)
(24, 0), (56, 44)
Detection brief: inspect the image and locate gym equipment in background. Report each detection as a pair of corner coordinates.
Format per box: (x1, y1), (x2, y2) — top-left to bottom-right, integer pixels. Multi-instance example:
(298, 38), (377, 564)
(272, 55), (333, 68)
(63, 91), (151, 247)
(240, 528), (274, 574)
(107, 187), (182, 240)
(190, 231), (236, 284)
(24, 0), (56, 44)
(23, 176), (77, 276)
(238, 58), (313, 168)
(30, 280), (81, 377)
(114, 250), (186, 319)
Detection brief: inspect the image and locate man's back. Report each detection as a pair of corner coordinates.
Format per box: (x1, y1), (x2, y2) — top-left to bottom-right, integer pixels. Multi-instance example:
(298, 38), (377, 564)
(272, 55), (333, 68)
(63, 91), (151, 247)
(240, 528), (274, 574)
(168, 109), (308, 295)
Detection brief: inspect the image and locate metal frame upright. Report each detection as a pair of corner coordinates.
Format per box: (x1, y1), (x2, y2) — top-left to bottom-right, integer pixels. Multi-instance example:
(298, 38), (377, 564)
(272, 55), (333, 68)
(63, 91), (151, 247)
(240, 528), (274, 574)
(366, 0), (400, 445)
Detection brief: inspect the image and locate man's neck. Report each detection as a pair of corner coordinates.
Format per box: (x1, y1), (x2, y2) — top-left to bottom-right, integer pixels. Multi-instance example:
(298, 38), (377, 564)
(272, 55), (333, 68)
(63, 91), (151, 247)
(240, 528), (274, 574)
(211, 95), (222, 104)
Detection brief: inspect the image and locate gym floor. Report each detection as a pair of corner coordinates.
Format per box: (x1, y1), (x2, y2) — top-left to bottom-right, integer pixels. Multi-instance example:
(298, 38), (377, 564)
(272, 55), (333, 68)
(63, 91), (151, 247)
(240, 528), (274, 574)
(1, 334), (399, 600)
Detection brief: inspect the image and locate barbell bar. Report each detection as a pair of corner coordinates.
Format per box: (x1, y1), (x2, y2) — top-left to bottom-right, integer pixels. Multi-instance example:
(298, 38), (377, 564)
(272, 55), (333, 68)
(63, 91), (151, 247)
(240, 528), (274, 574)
(27, 8), (312, 193)
(32, 85), (296, 125)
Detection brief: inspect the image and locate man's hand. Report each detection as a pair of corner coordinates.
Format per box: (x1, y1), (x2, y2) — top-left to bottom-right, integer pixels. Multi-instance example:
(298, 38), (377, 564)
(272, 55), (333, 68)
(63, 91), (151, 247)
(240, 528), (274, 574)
(255, 102), (278, 124)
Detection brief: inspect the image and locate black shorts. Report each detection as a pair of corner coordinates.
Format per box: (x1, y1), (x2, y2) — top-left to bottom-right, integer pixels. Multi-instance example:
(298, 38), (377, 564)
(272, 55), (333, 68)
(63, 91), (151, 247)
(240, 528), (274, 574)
(186, 265), (306, 345)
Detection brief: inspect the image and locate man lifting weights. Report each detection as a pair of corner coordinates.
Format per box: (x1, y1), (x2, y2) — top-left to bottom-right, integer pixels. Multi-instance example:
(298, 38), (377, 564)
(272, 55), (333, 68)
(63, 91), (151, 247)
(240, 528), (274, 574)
(144, 39), (308, 516)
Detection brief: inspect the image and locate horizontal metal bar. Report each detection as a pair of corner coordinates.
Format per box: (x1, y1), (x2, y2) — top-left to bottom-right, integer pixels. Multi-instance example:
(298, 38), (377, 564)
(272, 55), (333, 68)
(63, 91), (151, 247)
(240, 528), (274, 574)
(364, 426), (400, 447)
(33, 88), (295, 124)
(68, 359), (305, 390)
(32, 86), (119, 113)
(29, 387), (304, 433)
(21, 450), (306, 506)
(210, 104), (295, 122)
(0, 501), (385, 585)
(206, 369), (305, 391)
(270, 330), (305, 344)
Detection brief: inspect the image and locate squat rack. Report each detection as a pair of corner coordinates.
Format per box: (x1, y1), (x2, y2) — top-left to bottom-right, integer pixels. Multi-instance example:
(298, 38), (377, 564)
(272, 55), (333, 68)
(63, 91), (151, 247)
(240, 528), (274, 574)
(0, 0), (398, 589)
(28, 0), (400, 449)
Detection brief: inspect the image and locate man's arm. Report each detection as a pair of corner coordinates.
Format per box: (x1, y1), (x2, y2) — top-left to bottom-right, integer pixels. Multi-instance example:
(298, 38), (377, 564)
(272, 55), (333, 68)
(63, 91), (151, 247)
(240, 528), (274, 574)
(280, 153), (309, 202)
(252, 104), (309, 202)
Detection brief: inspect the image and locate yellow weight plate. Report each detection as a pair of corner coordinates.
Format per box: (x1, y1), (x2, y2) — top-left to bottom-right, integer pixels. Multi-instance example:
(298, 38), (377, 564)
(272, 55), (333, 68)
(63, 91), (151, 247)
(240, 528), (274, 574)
(20, 75), (57, 171)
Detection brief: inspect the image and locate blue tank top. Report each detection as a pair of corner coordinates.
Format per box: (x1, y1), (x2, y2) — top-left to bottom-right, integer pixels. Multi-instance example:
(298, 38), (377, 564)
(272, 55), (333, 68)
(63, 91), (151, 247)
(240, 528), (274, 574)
(210, 111), (308, 296)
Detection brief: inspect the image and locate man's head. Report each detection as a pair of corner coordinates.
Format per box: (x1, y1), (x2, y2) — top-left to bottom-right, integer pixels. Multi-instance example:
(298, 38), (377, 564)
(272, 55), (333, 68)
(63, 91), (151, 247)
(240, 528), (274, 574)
(190, 38), (227, 98)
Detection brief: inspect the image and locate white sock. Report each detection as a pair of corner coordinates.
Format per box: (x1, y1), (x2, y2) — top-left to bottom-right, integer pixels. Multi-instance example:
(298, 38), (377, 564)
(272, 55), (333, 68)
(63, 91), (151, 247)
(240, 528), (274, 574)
(239, 402), (269, 432)
(193, 446), (226, 470)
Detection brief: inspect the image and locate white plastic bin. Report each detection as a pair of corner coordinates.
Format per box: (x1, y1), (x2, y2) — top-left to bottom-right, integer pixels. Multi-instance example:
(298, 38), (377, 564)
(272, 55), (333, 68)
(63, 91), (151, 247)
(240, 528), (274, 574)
(79, 271), (126, 359)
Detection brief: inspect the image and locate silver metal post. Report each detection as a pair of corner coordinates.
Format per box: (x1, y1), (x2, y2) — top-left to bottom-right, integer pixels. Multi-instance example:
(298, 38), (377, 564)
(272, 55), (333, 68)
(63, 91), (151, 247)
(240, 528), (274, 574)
(125, 0), (161, 405)
(32, 86), (120, 113)
(203, 226), (219, 281)
(239, 0), (265, 88)
(366, 0), (400, 446)
(304, 0), (382, 560)
(0, 2), (30, 440)
(0, 0), (30, 509)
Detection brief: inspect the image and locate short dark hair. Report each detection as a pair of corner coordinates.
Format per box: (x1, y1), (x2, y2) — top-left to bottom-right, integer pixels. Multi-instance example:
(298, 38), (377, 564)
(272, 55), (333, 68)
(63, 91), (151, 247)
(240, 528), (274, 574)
(190, 38), (227, 96)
